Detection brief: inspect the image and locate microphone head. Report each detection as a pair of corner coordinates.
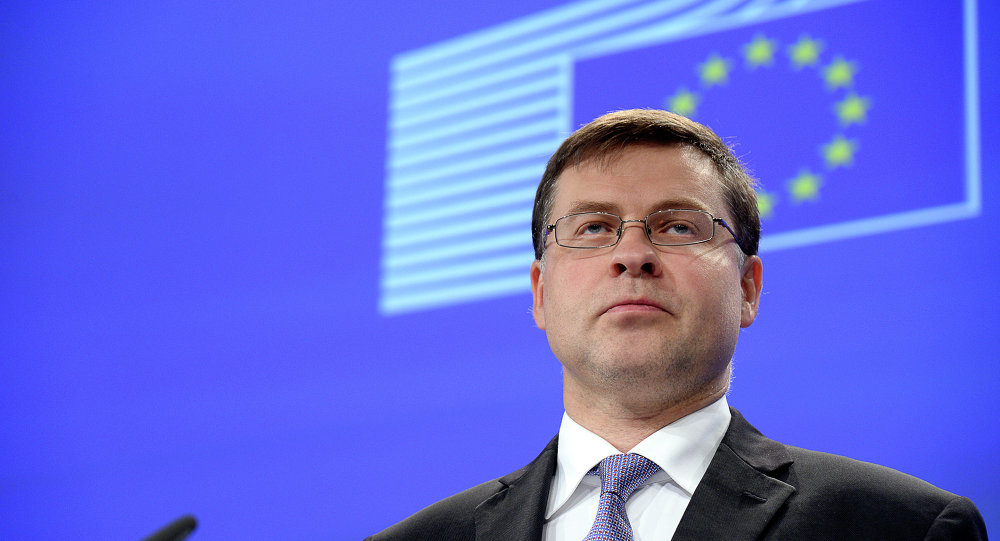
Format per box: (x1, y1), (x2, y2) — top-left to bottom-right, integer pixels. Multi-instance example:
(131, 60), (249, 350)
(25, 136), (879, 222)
(141, 514), (197, 541)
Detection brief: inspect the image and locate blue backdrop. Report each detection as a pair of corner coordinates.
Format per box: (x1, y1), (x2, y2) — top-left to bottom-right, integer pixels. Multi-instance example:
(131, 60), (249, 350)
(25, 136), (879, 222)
(2, 1), (997, 538)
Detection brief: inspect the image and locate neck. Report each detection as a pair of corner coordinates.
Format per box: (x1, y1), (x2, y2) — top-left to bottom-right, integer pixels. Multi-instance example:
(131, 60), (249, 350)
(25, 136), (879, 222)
(562, 370), (729, 452)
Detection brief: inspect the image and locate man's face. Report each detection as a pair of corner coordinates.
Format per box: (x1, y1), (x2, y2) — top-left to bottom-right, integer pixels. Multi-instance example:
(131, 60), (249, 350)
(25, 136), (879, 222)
(530, 144), (762, 405)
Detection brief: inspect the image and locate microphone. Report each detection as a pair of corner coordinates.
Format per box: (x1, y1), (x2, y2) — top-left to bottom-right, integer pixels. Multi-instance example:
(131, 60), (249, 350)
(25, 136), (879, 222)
(141, 514), (197, 541)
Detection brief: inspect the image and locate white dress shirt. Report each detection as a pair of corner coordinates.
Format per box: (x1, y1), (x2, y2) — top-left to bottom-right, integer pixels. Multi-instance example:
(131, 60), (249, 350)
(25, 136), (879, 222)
(541, 396), (731, 541)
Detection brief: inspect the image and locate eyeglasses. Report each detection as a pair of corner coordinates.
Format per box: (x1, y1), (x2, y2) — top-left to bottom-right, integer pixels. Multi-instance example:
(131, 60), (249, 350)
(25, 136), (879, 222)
(544, 209), (747, 253)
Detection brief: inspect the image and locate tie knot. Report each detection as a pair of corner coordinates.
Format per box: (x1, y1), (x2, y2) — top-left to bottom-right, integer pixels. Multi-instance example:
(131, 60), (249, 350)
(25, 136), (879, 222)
(592, 453), (659, 499)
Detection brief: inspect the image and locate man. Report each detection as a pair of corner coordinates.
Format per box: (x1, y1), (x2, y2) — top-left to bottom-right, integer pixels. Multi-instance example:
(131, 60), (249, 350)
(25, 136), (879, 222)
(368, 110), (987, 540)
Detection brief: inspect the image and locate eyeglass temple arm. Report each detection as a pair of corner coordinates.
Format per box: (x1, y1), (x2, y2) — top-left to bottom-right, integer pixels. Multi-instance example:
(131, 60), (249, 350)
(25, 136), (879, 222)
(715, 218), (749, 255)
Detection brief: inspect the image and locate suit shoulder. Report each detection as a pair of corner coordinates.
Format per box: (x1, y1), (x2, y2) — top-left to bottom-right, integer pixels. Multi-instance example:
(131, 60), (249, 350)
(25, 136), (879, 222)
(365, 477), (505, 541)
(786, 445), (956, 500)
(722, 410), (986, 538)
(779, 446), (987, 539)
(367, 437), (559, 541)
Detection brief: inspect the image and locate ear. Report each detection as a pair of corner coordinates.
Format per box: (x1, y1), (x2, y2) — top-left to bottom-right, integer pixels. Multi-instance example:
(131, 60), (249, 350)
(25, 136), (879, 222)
(739, 255), (763, 328)
(530, 259), (546, 330)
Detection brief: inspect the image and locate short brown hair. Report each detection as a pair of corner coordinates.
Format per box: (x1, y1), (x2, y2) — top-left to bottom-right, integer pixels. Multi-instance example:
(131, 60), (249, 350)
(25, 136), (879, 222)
(531, 109), (760, 259)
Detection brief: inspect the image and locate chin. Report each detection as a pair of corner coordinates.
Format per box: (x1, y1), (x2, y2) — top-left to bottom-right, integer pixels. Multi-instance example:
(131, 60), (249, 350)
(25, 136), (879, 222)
(590, 352), (676, 381)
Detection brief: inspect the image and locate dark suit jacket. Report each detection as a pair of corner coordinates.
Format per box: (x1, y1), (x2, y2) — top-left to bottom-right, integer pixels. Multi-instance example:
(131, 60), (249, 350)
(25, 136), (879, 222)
(368, 409), (987, 540)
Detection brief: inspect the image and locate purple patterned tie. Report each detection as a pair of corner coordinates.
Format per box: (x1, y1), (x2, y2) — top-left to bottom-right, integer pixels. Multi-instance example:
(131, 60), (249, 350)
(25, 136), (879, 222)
(583, 453), (659, 541)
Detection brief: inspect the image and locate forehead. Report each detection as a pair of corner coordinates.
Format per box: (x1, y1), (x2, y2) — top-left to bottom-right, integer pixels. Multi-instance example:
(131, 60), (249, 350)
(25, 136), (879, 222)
(552, 144), (728, 217)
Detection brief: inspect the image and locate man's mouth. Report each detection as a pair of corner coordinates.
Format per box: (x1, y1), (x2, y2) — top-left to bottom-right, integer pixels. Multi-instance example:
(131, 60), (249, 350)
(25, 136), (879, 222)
(604, 298), (667, 314)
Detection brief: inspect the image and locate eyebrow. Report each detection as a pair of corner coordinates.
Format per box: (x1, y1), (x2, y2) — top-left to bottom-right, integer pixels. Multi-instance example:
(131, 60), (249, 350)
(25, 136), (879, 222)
(563, 198), (709, 216)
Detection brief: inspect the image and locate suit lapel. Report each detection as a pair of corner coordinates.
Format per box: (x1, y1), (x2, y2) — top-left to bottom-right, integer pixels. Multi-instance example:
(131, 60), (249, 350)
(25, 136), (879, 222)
(474, 436), (558, 541)
(672, 409), (796, 541)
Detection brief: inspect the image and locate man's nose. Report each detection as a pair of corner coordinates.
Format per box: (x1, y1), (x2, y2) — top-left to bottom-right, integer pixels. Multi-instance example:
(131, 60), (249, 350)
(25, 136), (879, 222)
(609, 222), (662, 277)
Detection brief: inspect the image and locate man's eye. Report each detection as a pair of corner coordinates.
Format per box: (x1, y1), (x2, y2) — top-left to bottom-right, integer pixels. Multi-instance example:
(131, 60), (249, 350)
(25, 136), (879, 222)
(667, 223), (692, 235)
(580, 221), (614, 235)
(658, 221), (698, 236)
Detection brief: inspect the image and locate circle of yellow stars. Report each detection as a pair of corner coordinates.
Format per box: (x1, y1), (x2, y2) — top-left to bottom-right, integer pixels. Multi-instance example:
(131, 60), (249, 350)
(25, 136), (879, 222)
(665, 33), (872, 219)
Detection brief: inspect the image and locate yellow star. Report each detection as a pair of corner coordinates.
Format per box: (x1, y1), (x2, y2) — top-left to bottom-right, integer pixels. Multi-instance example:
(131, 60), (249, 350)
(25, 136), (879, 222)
(821, 135), (859, 168)
(823, 56), (858, 90)
(666, 88), (700, 117)
(743, 34), (777, 69)
(699, 54), (732, 86)
(788, 170), (823, 202)
(756, 190), (777, 219)
(788, 35), (823, 69)
(834, 92), (872, 126)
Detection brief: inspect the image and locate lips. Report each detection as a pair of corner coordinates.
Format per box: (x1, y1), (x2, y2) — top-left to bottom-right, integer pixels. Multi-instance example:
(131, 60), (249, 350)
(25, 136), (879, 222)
(604, 298), (667, 314)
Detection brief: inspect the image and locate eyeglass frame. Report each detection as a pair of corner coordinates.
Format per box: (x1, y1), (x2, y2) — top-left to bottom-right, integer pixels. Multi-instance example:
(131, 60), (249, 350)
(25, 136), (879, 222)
(542, 209), (749, 254)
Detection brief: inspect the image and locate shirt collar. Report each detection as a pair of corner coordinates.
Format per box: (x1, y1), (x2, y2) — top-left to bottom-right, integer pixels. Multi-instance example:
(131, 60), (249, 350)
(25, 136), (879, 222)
(546, 396), (731, 519)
